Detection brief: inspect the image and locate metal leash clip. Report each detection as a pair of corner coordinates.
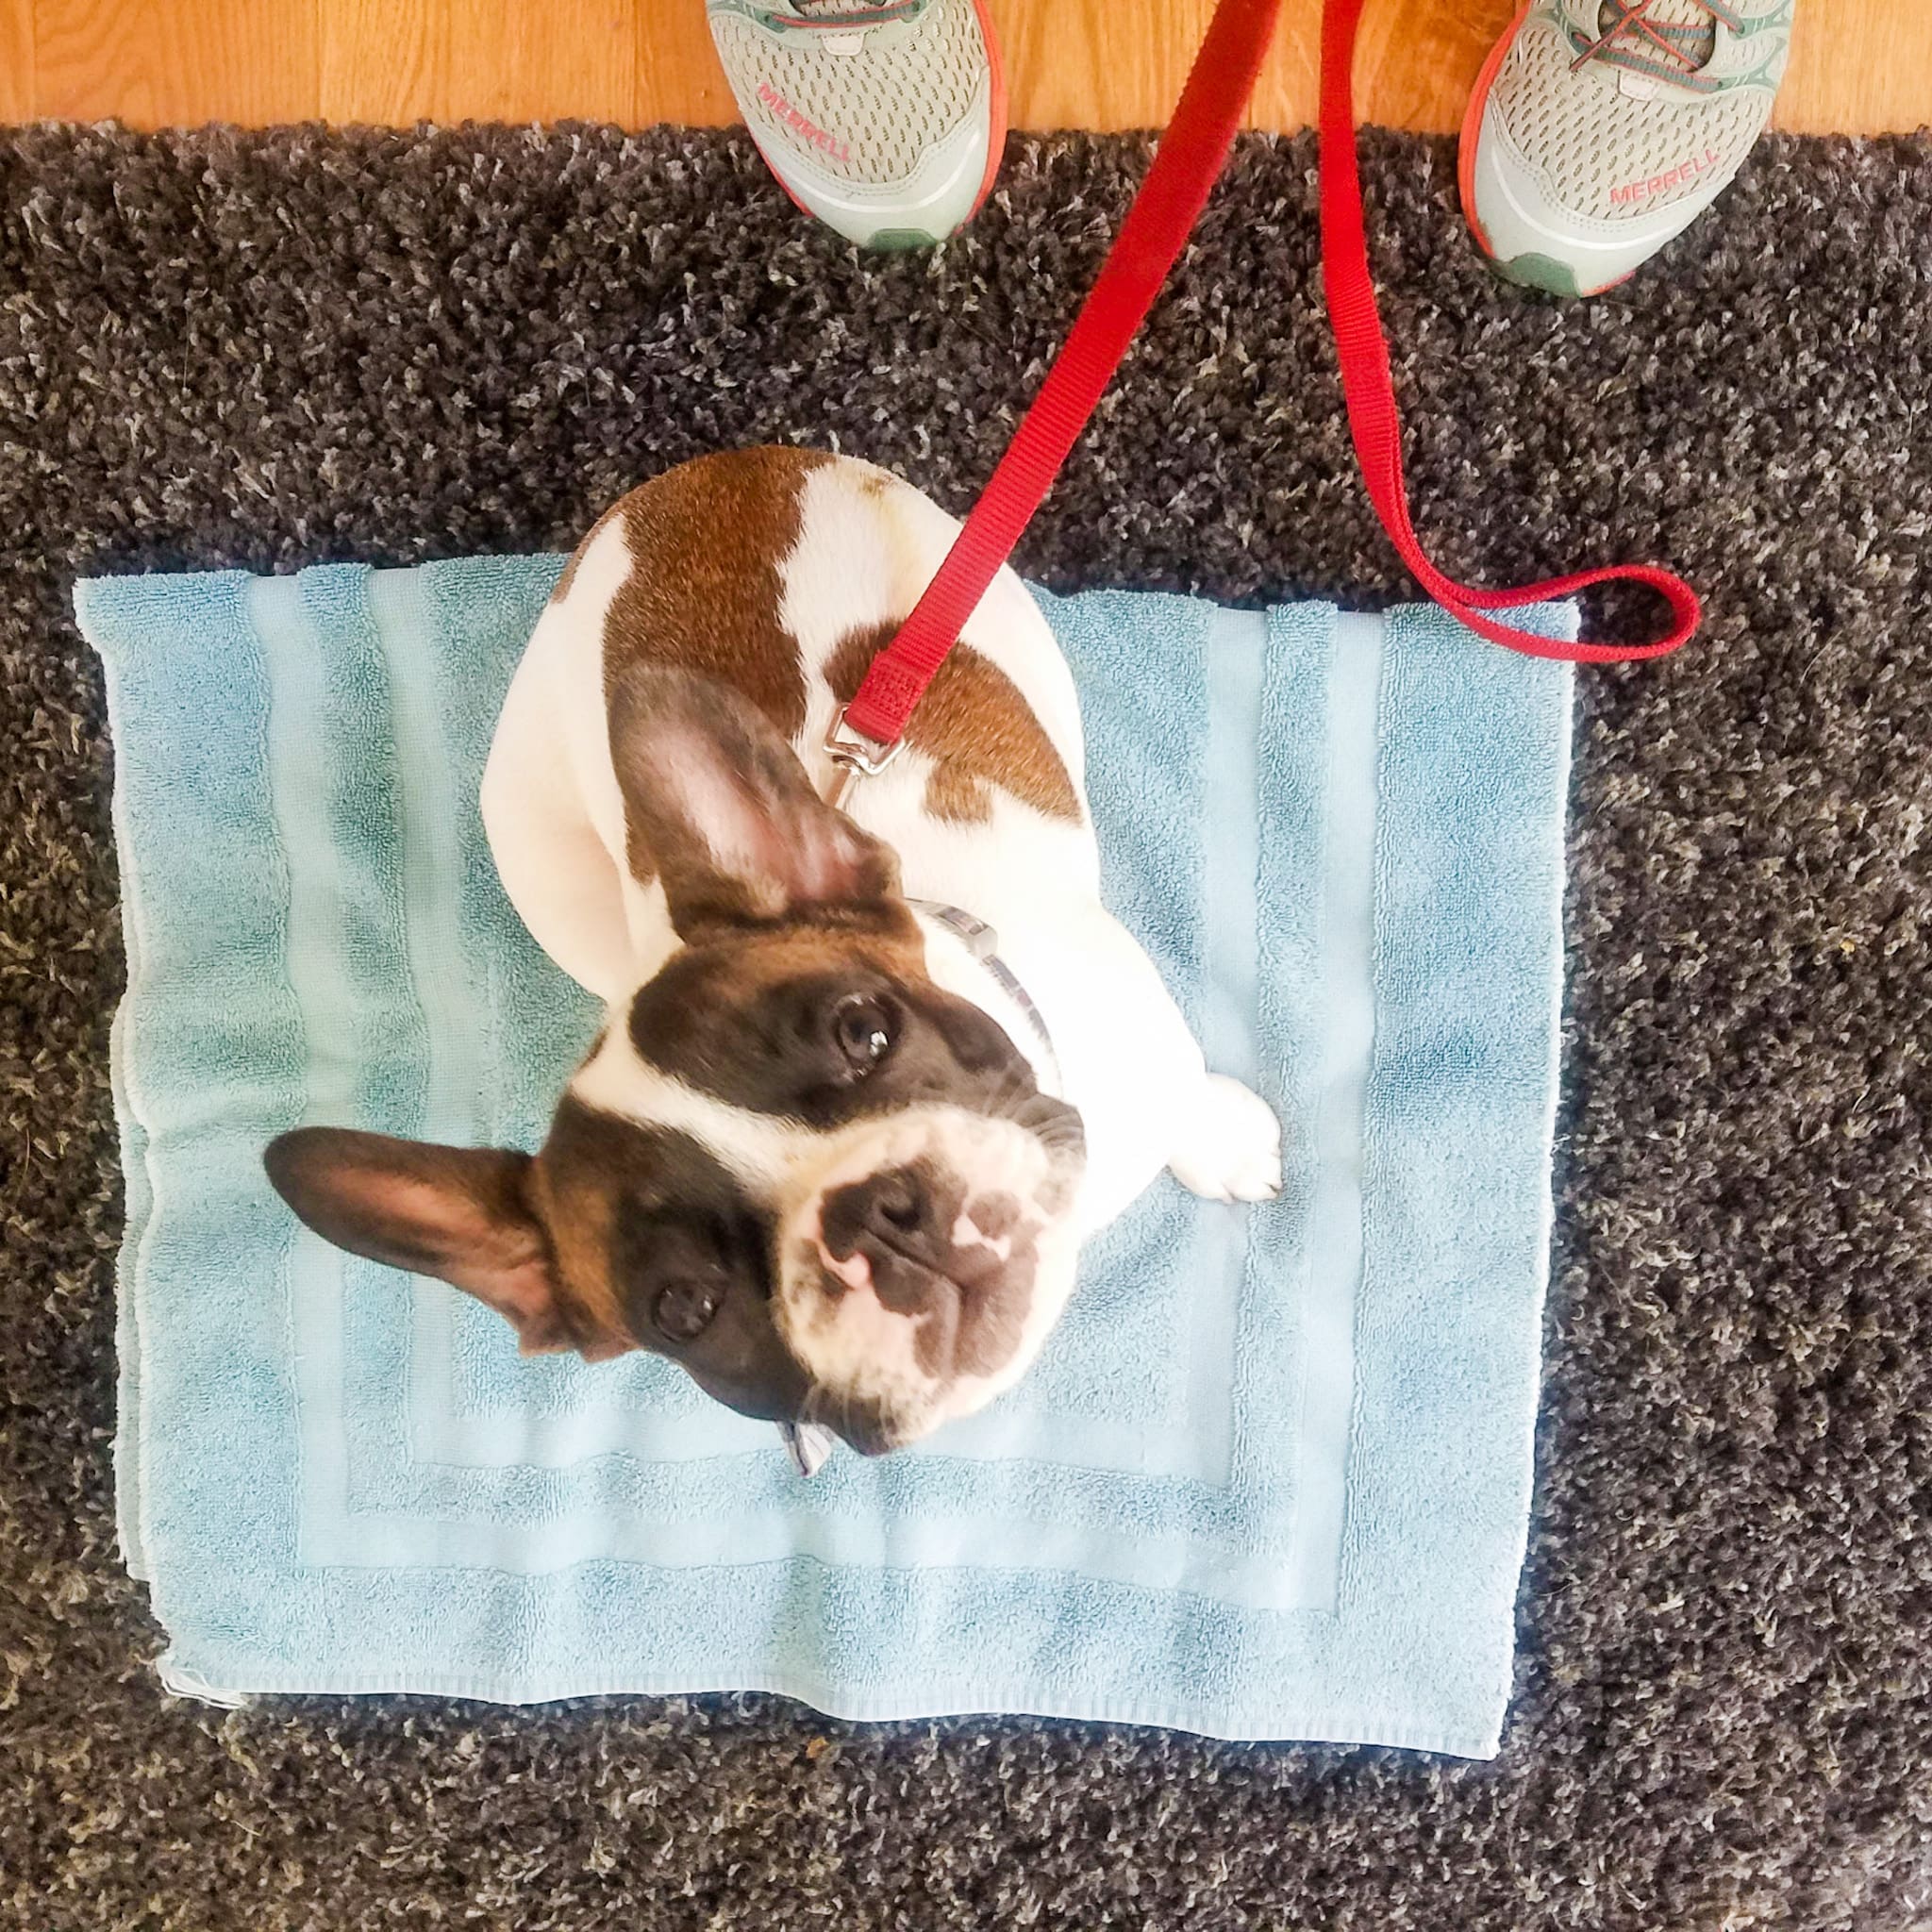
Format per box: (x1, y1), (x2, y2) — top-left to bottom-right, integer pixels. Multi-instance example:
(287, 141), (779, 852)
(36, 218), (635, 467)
(822, 707), (905, 810)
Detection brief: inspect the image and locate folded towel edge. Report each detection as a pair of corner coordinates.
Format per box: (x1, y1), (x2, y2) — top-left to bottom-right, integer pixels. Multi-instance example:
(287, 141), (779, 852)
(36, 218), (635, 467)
(153, 1648), (1503, 1757)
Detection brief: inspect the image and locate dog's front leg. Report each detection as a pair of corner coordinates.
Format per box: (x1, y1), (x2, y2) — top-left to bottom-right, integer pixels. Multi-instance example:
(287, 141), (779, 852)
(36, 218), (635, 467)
(1089, 919), (1282, 1206)
(1166, 1074), (1283, 1205)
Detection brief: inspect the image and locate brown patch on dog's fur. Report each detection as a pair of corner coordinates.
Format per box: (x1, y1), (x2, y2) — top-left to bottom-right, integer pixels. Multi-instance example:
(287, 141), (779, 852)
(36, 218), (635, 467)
(924, 1181), (1038, 1380)
(642, 918), (924, 1024)
(523, 1115), (631, 1353)
(527, 1101), (813, 1415)
(558, 451), (1074, 885)
(599, 447), (827, 728)
(570, 447), (831, 881)
(965, 1190), (1024, 1241)
(824, 623), (1081, 825)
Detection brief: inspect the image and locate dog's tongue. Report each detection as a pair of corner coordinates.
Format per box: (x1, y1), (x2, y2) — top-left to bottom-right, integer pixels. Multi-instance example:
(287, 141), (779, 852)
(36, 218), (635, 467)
(781, 1421), (837, 1477)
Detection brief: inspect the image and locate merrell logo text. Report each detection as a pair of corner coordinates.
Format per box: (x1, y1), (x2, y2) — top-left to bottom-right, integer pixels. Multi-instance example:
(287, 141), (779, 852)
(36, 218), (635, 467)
(1610, 146), (1723, 204)
(757, 83), (853, 164)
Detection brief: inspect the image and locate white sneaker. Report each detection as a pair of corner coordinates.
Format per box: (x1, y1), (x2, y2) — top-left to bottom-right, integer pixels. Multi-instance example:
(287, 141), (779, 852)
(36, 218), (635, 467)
(706, 0), (1007, 250)
(1460, 1), (1796, 297)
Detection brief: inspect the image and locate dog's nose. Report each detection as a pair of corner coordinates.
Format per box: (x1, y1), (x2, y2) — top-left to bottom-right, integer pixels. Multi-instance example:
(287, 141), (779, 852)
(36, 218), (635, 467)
(834, 1167), (940, 1257)
(816, 1164), (961, 1318)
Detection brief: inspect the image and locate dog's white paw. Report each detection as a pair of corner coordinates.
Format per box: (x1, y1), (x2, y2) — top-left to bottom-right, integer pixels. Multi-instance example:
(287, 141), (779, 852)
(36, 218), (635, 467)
(1167, 1075), (1284, 1204)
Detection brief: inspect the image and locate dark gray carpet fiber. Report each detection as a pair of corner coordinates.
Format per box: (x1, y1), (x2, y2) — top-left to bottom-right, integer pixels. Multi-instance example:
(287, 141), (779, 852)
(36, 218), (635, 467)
(2, 120), (1929, 1931)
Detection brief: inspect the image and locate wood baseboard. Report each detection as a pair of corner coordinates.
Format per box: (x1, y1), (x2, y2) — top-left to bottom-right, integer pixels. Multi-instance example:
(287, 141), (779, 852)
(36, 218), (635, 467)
(2, 2), (1921, 139)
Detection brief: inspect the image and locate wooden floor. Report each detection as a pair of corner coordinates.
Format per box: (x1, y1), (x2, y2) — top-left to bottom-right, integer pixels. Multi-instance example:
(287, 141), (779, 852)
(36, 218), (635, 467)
(0, 1), (1924, 136)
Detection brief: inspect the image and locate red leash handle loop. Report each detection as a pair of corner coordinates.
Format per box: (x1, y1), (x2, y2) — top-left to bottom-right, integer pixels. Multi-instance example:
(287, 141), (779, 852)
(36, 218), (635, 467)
(841, 0), (1701, 761)
(841, 0), (1286, 749)
(1318, 0), (1700, 661)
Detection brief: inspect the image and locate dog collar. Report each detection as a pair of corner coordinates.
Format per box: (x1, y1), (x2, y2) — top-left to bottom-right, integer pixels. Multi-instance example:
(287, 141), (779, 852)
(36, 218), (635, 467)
(908, 898), (1062, 1096)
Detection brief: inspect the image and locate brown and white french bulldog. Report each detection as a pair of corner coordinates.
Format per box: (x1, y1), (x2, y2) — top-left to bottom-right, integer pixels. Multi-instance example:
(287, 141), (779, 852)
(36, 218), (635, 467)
(266, 447), (1281, 1457)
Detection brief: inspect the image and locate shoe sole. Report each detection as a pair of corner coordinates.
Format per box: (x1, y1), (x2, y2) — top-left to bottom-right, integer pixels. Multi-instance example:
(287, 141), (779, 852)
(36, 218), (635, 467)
(1457, 0), (1534, 271)
(971, 0), (1008, 227)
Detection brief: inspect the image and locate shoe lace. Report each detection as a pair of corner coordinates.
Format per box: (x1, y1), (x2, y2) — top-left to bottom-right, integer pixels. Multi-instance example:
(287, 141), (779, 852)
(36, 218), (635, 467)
(782, 0), (924, 24)
(1569, 0), (1741, 92)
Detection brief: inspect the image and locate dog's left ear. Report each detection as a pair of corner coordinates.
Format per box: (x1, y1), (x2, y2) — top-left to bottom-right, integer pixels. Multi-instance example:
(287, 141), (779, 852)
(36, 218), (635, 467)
(264, 1127), (576, 1355)
(608, 665), (900, 938)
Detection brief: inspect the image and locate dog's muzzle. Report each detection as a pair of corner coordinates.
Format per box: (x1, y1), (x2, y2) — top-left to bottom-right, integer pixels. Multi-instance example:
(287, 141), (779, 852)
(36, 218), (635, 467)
(772, 1106), (1085, 1455)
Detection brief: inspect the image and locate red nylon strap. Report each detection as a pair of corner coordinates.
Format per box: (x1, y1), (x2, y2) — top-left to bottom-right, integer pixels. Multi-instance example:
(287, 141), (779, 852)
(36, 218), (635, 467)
(843, 0), (1700, 752)
(1318, 0), (1700, 660)
(842, 0), (1284, 747)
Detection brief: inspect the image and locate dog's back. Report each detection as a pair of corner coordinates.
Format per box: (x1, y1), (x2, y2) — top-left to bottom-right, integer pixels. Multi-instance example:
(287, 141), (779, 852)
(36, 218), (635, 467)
(486, 447), (1100, 1002)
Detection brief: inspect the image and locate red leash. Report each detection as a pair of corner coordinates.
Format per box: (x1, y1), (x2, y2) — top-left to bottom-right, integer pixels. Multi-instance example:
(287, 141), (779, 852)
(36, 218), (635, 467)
(828, 0), (1700, 782)
(1317, 0), (1700, 661)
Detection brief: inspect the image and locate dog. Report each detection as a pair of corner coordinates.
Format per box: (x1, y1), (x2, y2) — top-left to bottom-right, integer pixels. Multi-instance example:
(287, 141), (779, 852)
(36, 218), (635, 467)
(266, 447), (1282, 1455)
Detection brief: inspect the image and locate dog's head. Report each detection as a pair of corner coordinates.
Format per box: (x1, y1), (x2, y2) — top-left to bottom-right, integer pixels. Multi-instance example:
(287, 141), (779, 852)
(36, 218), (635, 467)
(266, 668), (1086, 1455)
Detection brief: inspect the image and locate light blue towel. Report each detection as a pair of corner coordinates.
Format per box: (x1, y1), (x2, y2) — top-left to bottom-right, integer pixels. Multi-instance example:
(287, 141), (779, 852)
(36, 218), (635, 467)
(79, 557), (1574, 1757)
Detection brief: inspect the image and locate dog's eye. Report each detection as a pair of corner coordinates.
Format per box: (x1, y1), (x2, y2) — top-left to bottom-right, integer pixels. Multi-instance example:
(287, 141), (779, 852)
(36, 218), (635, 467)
(830, 993), (896, 1074)
(652, 1277), (723, 1342)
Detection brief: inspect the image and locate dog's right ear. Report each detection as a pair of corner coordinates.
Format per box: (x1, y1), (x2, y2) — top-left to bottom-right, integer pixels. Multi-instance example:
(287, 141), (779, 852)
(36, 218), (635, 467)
(264, 1127), (574, 1354)
(608, 665), (900, 939)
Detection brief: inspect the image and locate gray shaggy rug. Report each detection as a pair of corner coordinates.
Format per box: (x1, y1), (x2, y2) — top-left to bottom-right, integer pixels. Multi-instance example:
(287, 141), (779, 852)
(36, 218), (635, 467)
(1, 121), (1929, 1932)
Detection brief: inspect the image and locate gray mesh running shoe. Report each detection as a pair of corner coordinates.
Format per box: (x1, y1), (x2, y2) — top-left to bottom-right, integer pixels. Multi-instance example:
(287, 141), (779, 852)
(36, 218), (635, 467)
(1460, 1), (1795, 296)
(706, 0), (1006, 249)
